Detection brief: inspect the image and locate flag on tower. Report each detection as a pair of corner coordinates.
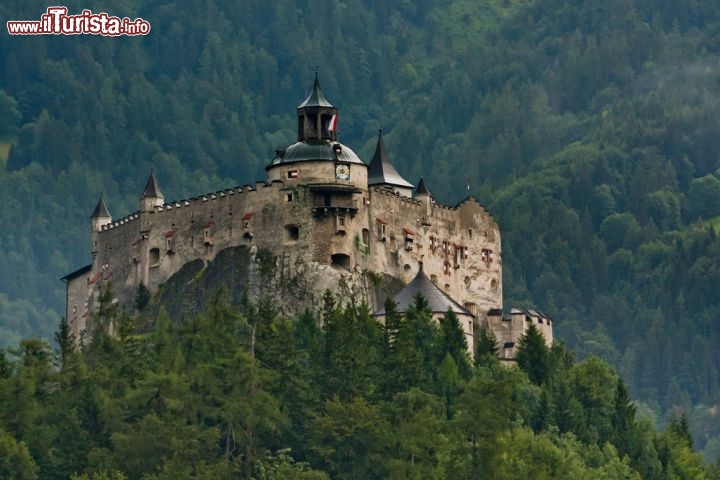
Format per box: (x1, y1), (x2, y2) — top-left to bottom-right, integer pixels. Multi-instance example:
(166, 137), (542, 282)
(328, 114), (338, 133)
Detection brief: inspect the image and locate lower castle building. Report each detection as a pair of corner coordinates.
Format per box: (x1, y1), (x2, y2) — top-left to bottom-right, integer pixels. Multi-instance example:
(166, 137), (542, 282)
(63, 77), (552, 357)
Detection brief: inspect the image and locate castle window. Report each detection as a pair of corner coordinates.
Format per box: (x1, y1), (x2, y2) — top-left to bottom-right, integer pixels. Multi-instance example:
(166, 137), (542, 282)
(481, 248), (493, 264)
(362, 228), (369, 246)
(243, 212), (254, 238)
(286, 193), (294, 202)
(285, 224), (300, 242)
(430, 274), (438, 285)
(429, 236), (436, 253)
(164, 230), (176, 254)
(203, 220), (215, 247)
(469, 229), (473, 238)
(149, 248), (160, 268)
(376, 218), (387, 241)
(403, 228), (414, 251)
(287, 170), (298, 179)
(336, 212), (346, 233)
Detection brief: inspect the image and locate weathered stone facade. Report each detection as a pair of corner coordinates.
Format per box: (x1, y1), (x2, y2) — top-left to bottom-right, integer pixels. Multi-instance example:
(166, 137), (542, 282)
(63, 78), (551, 355)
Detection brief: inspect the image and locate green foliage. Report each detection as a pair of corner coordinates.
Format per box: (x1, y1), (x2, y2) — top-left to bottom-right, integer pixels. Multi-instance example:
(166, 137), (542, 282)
(0, 298), (712, 478)
(0, 428), (37, 480)
(4, 0), (720, 464)
(516, 324), (550, 385)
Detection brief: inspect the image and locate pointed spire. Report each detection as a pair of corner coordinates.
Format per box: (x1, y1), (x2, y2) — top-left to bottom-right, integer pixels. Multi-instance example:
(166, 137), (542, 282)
(91, 195), (111, 219)
(298, 73), (334, 109)
(367, 130), (414, 190)
(141, 169), (163, 199)
(415, 176), (431, 196)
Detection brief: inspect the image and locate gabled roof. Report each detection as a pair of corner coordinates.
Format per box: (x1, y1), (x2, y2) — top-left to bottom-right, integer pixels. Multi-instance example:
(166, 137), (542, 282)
(141, 170), (163, 199)
(91, 195), (111, 219)
(374, 263), (470, 316)
(298, 75), (334, 109)
(367, 131), (414, 189)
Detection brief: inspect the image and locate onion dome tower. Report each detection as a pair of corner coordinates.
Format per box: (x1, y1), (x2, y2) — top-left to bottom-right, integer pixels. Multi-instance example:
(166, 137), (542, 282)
(266, 74), (366, 188)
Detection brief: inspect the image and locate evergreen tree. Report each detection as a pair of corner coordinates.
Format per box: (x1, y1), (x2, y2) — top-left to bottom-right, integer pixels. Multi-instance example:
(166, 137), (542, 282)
(515, 324), (550, 385)
(437, 308), (472, 380)
(474, 326), (498, 367)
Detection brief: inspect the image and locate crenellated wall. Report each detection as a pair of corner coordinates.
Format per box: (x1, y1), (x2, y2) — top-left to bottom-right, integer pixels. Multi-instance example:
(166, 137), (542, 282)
(67, 175), (504, 340)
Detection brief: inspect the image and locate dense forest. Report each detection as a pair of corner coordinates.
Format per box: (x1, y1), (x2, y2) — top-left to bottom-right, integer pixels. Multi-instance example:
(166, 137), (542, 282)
(0, 291), (713, 478)
(3, 0), (720, 464)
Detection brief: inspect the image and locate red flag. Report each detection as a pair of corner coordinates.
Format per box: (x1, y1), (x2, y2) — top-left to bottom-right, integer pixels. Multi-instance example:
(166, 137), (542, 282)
(328, 114), (338, 132)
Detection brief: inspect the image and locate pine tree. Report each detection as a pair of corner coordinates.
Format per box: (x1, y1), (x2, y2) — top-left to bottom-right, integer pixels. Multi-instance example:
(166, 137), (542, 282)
(515, 324), (550, 385)
(438, 308), (471, 380)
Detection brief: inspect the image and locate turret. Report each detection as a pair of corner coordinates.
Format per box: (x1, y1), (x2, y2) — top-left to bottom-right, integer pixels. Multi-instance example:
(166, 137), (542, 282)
(367, 131), (414, 197)
(415, 176), (433, 215)
(91, 195), (111, 257)
(140, 170), (164, 213)
(297, 73), (338, 142)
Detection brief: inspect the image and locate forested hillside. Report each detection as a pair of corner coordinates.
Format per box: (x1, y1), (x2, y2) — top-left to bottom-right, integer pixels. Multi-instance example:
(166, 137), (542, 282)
(3, 0), (720, 460)
(0, 294), (712, 478)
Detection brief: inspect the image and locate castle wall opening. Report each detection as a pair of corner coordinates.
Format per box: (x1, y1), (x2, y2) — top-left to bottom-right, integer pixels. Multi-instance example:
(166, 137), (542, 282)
(331, 253), (350, 270)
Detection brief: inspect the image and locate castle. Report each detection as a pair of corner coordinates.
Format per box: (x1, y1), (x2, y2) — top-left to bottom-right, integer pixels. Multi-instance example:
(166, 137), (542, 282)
(62, 77), (552, 358)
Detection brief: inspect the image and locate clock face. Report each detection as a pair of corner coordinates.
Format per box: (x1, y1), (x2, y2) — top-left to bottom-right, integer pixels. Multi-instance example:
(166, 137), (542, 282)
(336, 164), (350, 181)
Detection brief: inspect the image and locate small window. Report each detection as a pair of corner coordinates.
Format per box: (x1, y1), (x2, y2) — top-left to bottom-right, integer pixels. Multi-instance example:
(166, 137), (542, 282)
(286, 193), (294, 202)
(362, 228), (370, 245)
(430, 274), (438, 285)
(285, 224), (299, 242)
(287, 170), (298, 179)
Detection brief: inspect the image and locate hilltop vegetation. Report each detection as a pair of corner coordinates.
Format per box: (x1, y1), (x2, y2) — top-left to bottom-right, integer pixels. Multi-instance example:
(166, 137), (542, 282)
(0, 292), (712, 479)
(2, 0), (720, 459)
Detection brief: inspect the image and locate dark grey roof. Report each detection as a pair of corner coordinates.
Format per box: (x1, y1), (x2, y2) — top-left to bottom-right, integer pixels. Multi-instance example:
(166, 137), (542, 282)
(265, 141), (365, 170)
(374, 264), (470, 316)
(61, 264), (92, 282)
(141, 171), (163, 199)
(415, 176), (431, 196)
(298, 76), (334, 109)
(367, 132), (414, 189)
(91, 195), (111, 219)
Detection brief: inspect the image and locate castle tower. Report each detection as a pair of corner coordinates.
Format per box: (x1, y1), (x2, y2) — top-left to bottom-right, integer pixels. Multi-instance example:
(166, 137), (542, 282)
(266, 75), (367, 188)
(91, 195), (111, 258)
(140, 170), (164, 212)
(297, 73), (339, 142)
(367, 131), (414, 197)
(414, 176), (433, 216)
